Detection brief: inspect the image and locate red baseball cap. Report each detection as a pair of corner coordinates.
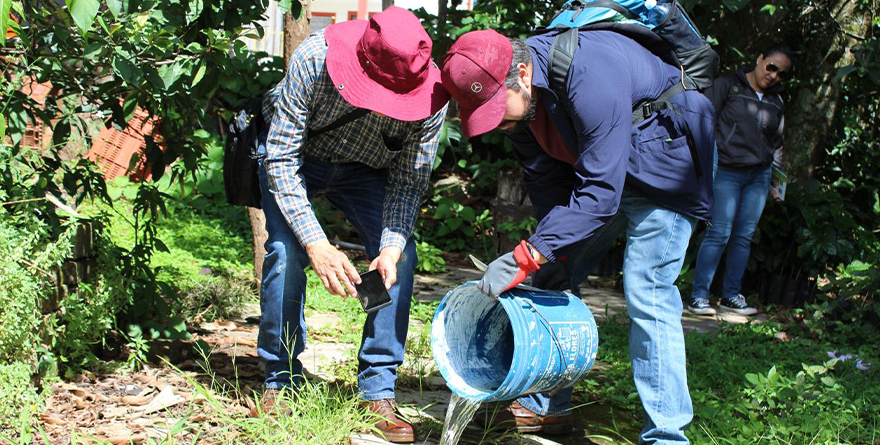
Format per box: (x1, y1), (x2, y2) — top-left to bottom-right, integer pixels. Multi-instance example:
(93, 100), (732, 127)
(441, 30), (512, 137)
(325, 7), (449, 121)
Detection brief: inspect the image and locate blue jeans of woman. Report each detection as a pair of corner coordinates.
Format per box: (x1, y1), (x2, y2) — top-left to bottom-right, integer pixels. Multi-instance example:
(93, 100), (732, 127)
(256, 156), (417, 401)
(520, 193), (697, 444)
(691, 165), (772, 301)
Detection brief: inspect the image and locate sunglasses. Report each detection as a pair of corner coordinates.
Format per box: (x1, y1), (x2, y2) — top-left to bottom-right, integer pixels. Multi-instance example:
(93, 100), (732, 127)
(765, 62), (792, 80)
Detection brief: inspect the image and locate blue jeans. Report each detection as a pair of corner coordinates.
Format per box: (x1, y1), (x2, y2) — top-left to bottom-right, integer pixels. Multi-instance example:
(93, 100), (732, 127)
(691, 165), (772, 300)
(256, 156), (417, 401)
(519, 193), (696, 444)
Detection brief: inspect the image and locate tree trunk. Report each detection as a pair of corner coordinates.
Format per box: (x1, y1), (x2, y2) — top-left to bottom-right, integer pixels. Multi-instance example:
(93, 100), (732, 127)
(249, 1), (311, 283)
(248, 207), (268, 281)
(382, 0), (394, 10)
(283, 2), (312, 64)
(437, 0), (447, 30)
(784, 1), (871, 179)
(492, 167), (532, 256)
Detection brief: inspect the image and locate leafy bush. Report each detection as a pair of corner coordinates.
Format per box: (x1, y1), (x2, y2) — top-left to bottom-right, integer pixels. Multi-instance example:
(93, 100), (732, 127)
(416, 241), (446, 274)
(0, 222), (48, 364)
(0, 362), (44, 437)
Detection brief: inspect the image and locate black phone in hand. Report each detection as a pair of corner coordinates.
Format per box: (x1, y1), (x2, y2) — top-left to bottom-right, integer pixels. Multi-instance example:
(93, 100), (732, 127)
(356, 270), (392, 313)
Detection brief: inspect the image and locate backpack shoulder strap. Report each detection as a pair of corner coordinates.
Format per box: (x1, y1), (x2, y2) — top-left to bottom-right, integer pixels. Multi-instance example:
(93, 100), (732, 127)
(548, 28), (579, 100)
(307, 108), (370, 139)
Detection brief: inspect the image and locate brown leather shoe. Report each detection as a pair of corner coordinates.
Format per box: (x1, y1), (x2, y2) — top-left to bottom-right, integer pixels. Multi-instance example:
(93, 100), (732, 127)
(476, 401), (572, 435)
(362, 399), (415, 443)
(247, 388), (292, 418)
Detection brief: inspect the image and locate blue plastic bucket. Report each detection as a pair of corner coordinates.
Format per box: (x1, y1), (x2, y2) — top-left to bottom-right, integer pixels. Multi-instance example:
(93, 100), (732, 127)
(431, 282), (599, 402)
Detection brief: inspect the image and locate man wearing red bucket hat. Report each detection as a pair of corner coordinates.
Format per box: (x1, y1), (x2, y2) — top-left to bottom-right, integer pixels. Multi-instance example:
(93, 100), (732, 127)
(252, 7), (448, 442)
(441, 30), (715, 443)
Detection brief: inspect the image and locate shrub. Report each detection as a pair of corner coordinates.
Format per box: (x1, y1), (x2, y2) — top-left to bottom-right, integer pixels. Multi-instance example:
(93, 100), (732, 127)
(416, 241), (446, 274)
(0, 223), (47, 364)
(0, 362), (44, 437)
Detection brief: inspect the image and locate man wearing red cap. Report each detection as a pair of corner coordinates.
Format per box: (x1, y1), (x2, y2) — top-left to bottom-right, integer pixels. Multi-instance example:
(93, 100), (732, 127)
(253, 7), (448, 442)
(441, 30), (715, 443)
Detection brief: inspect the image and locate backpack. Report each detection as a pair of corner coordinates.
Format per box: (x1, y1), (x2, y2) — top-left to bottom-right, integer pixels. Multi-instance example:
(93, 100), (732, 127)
(224, 97), (265, 209)
(543, 0), (720, 124)
(223, 98), (370, 209)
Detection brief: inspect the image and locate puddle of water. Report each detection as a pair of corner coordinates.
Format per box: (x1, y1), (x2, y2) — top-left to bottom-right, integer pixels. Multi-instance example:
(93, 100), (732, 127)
(439, 393), (481, 445)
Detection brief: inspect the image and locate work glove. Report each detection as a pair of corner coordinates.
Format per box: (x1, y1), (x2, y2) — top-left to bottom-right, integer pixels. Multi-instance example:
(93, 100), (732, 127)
(477, 240), (541, 299)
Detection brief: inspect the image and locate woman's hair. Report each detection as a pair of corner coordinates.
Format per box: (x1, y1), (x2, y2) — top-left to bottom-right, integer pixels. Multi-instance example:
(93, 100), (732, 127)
(762, 42), (795, 68)
(505, 38), (532, 91)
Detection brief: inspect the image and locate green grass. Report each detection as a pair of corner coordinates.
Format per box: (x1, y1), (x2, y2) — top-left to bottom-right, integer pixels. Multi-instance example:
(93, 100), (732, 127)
(575, 314), (880, 444)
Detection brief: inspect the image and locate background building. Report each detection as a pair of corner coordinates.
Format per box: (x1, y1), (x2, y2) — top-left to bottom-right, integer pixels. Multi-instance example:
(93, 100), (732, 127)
(246, 0), (466, 56)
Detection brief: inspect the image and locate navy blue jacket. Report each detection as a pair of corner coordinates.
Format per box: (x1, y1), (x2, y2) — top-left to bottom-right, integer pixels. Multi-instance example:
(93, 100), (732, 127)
(513, 30), (716, 262)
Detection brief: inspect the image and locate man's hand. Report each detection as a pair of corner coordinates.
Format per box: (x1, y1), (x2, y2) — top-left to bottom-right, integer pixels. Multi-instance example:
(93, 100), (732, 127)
(477, 241), (541, 299)
(306, 239), (362, 298)
(369, 246), (402, 290)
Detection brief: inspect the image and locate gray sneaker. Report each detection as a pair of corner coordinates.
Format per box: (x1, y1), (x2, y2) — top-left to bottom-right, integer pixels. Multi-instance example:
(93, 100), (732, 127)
(687, 298), (717, 316)
(720, 294), (758, 316)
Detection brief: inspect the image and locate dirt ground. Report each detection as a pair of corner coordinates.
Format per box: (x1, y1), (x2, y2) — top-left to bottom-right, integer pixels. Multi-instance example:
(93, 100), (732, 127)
(36, 262), (761, 445)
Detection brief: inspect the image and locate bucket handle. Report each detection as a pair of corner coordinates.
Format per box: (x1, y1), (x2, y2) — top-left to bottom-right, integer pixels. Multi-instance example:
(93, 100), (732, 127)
(522, 299), (573, 397)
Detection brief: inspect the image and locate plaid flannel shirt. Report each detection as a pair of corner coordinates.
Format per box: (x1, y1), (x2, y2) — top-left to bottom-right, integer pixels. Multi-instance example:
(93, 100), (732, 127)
(261, 30), (447, 252)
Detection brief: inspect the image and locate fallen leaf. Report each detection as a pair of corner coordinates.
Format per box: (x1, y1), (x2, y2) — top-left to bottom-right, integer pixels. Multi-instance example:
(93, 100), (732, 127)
(40, 414), (69, 426)
(70, 395), (88, 410)
(216, 321), (238, 331)
(73, 371), (95, 383)
(119, 394), (153, 406)
(133, 374), (158, 387)
(190, 413), (210, 422)
(140, 386), (186, 414)
(53, 382), (78, 392)
(101, 406), (129, 419)
(129, 417), (153, 428)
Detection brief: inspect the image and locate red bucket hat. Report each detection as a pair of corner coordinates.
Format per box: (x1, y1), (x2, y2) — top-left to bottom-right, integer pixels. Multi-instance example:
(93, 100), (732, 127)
(441, 30), (512, 137)
(325, 7), (449, 122)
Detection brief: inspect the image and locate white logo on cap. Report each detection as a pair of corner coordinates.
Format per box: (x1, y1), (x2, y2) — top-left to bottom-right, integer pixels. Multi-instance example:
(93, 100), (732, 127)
(471, 82), (483, 93)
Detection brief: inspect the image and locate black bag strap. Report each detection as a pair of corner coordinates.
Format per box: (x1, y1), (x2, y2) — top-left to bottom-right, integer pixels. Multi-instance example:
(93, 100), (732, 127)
(548, 28), (579, 102)
(307, 108), (370, 139)
(631, 80), (685, 125)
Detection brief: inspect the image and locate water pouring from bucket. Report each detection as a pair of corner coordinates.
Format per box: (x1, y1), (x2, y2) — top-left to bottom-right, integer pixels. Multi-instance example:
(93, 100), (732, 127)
(431, 282), (599, 443)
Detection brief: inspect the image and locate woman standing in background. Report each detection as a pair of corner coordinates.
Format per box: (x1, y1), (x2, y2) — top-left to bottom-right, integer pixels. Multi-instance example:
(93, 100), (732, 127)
(688, 43), (794, 316)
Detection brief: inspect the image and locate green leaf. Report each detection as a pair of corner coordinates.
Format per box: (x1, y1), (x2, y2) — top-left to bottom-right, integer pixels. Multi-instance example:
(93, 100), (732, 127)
(113, 54), (143, 84)
(83, 42), (103, 60)
(106, 0), (122, 17)
(745, 373), (761, 385)
(193, 129), (211, 139)
(191, 62), (206, 87)
(459, 206), (475, 222)
(52, 120), (71, 147)
(0, 114), (5, 142)
(0, 0), (12, 45)
(158, 61), (189, 90)
(759, 4), (776, 15)
(186, 0), (204, 23)
(122, 94), (138, 123)
(65, 0), (100, 33)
